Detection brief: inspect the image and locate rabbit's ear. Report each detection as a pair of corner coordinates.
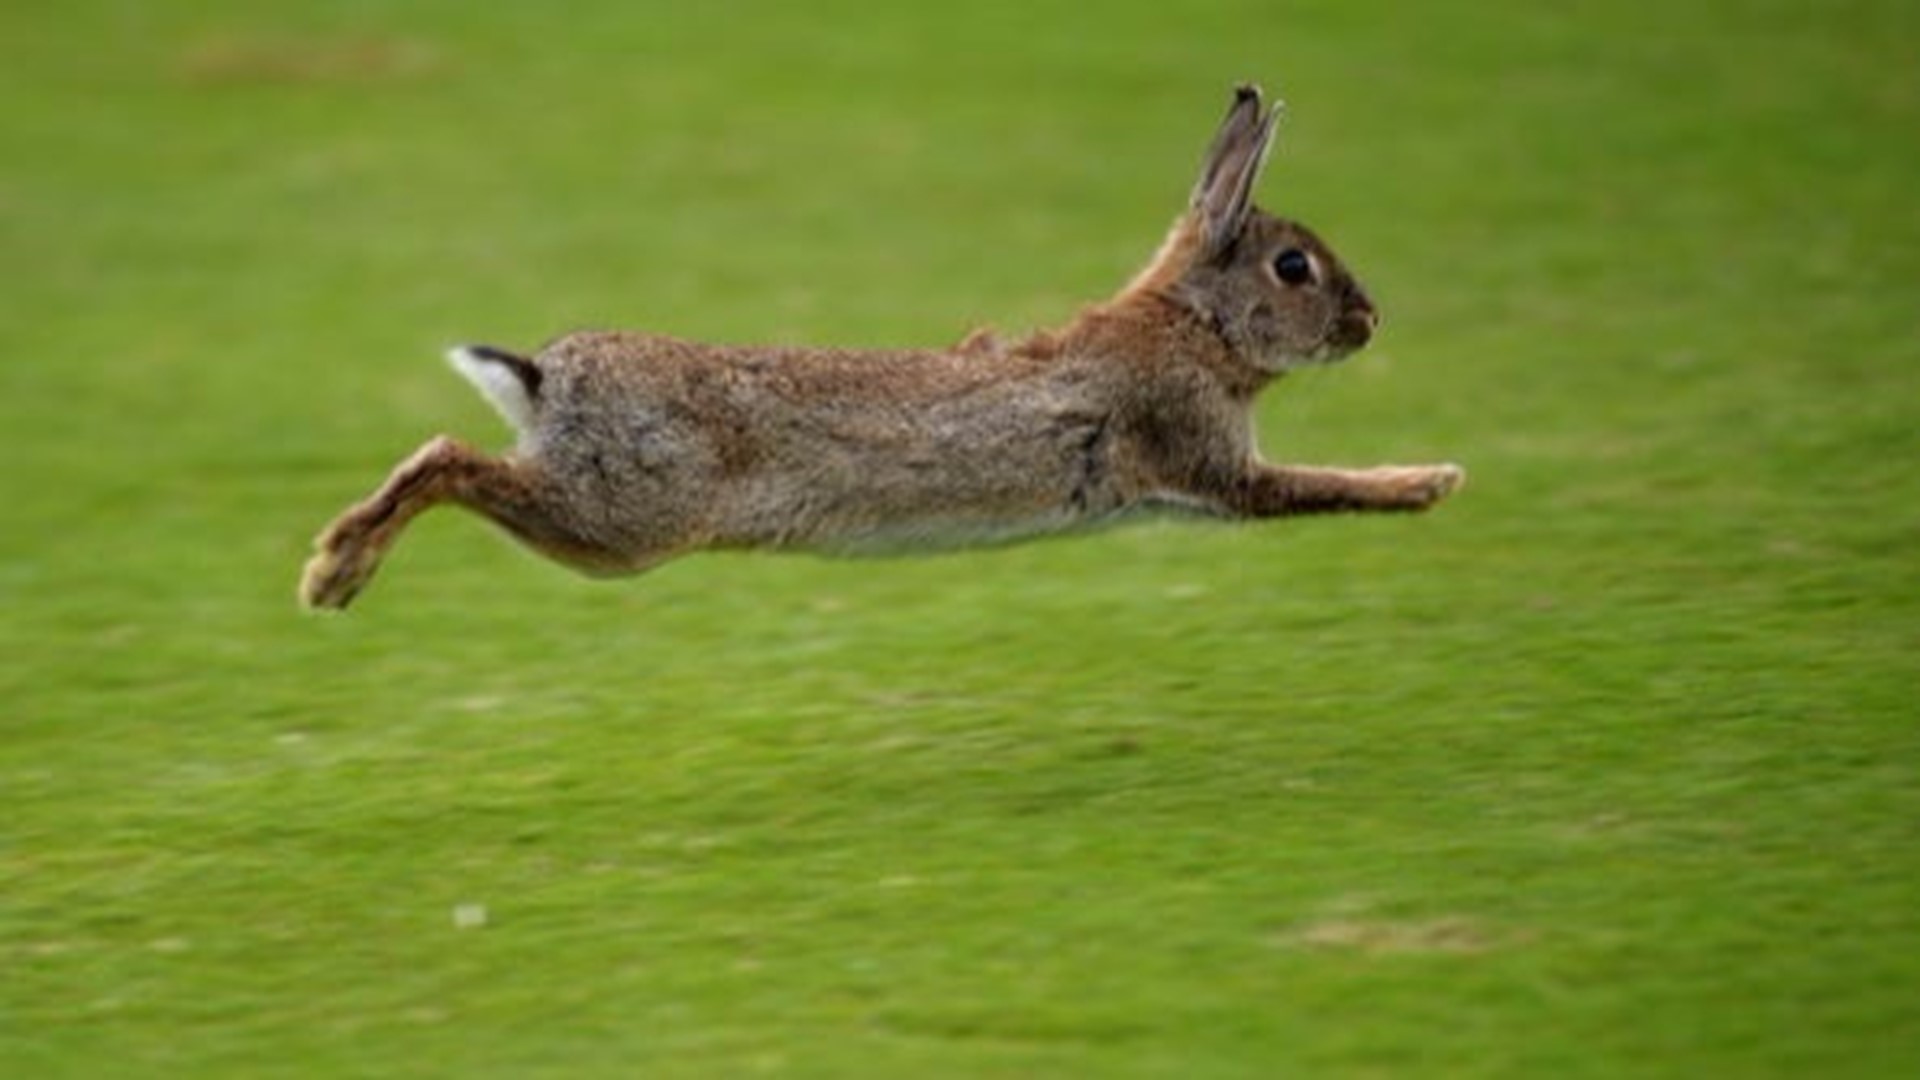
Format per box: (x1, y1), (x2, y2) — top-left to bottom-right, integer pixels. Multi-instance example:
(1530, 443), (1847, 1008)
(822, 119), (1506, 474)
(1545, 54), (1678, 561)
(1189, 84), (1281, 260)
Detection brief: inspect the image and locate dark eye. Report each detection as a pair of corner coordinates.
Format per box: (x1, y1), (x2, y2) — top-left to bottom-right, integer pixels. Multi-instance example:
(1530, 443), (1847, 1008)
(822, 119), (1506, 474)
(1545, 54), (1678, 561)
(1273, 248), (1314, 286)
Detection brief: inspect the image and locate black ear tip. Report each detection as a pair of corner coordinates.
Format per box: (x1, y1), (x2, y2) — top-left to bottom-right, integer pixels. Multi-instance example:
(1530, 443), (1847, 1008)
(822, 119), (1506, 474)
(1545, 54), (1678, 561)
(1233, 83), (1263, 106)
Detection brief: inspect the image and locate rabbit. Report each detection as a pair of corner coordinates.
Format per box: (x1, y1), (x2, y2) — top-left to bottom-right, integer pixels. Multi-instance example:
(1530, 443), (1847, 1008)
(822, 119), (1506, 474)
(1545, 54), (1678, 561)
(300, 84), (1463, 610)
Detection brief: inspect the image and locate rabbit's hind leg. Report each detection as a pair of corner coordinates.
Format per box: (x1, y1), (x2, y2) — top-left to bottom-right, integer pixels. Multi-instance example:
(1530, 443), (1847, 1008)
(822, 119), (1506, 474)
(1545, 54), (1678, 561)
(300, 435), (619, 610)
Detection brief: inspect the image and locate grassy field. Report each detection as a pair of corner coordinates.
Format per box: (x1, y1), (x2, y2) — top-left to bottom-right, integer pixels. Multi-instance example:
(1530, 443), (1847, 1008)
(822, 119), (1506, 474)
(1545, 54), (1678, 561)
(3, 1), (1917, 1075)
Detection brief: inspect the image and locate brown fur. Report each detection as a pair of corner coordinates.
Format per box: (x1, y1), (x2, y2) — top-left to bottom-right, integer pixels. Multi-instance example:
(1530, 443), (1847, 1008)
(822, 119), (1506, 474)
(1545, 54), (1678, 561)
(300, 85), (1463, 610)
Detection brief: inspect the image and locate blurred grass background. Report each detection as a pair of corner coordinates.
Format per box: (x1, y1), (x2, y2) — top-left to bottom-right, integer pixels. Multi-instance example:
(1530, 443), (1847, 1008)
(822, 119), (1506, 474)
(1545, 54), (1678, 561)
(2, 1), (1916, 1075)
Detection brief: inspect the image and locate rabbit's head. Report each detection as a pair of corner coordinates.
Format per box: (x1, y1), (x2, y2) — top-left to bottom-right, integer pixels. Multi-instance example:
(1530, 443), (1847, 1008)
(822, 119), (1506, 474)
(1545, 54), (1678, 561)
(1129, 86), (1378, 375)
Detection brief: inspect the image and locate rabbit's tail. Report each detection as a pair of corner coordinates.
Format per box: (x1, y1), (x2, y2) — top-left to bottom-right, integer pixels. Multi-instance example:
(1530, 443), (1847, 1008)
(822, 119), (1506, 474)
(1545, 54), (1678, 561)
(447, 344), (542, 432)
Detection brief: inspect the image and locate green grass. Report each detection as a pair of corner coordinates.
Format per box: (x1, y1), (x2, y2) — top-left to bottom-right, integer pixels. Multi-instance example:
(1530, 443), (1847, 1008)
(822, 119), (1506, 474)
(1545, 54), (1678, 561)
(4, 0), (1917, 1075)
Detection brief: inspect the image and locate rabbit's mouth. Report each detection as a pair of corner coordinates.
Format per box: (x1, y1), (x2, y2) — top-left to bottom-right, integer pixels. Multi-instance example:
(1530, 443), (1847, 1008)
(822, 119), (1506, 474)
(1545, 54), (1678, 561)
(1328, 311), (1376, 353)
(1302, 313), (1373, 365)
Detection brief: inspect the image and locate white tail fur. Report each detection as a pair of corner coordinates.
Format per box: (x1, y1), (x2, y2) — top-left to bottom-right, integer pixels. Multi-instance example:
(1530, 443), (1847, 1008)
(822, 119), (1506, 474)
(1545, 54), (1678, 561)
(446, 345), (537, 432)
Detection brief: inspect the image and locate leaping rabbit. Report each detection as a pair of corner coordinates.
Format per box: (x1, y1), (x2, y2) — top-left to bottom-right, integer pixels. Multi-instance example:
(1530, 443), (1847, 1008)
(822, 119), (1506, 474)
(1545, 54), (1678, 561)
(301, 85), (1463, 610)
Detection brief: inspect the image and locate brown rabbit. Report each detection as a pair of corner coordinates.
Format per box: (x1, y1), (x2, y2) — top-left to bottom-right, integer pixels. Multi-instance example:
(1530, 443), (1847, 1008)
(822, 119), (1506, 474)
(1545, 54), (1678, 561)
(300, 85), (1462, 610)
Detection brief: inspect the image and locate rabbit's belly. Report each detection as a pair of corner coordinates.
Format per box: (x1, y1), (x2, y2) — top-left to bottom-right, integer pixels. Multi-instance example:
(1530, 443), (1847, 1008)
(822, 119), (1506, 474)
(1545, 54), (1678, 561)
(801, 495), (1210, 557)
(807, 505), (1094, 556)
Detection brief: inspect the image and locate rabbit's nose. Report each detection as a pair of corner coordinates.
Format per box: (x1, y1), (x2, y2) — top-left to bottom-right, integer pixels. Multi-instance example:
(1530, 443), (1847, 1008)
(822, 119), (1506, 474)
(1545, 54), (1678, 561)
(1347, 285), (1379, 330)
(1343, 303), (1379, 342)
(1344, 278), (1374, 326)
(1334, 292), (1379, 350)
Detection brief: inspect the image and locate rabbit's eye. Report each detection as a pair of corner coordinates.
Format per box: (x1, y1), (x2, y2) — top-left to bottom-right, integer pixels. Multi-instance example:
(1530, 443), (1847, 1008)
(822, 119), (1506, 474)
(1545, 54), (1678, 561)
(1273, 248), (1314, 286)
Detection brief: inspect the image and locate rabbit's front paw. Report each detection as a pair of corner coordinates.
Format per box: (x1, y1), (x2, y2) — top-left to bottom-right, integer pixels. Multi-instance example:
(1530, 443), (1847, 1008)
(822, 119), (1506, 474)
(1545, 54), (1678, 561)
(1378, 463), (1465, 510)
(1418, 463), (1466, 505)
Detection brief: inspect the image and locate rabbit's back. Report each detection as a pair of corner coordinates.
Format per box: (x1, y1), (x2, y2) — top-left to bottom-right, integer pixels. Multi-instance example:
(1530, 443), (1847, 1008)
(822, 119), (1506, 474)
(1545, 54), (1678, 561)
(523, 331), (1140, 552)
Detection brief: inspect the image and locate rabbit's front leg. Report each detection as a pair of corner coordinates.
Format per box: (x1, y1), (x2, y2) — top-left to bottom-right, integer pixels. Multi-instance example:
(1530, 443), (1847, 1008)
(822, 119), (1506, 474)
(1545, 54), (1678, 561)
(1229, 462), (1464, 516)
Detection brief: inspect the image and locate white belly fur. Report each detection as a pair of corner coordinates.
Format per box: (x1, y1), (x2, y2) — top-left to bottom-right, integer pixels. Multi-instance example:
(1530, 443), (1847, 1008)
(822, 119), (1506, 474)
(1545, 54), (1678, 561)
(806, 495), (1216, 557)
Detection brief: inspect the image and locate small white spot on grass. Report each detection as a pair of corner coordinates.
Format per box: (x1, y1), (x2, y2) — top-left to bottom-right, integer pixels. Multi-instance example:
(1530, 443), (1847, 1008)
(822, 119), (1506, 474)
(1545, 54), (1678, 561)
(452, 694), (505, 714)
(452, 903), (488, 930)
(1278, 916), (1511, 955)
